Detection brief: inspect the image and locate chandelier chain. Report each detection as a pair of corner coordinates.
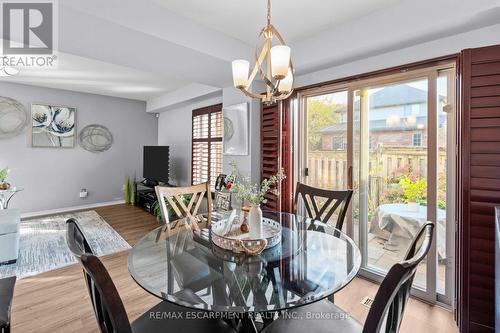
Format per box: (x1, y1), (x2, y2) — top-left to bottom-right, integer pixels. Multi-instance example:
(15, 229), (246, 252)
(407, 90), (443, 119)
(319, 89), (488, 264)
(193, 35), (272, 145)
(267, 0), (271, 26)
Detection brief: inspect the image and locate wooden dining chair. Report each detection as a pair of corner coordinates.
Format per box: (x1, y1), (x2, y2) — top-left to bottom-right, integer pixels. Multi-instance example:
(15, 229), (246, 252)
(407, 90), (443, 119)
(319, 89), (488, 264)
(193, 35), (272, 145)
(262, 222), (435, 333)
(294, 182), (353, 230)
(65, 219), (236, 333)
(155, 182), (212, 230)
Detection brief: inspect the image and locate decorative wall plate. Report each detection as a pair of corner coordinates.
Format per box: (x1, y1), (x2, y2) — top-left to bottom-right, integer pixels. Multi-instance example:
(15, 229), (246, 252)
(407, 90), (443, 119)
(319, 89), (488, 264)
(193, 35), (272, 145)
(79, 124), (113, 153)
(0, 97), (27, 139)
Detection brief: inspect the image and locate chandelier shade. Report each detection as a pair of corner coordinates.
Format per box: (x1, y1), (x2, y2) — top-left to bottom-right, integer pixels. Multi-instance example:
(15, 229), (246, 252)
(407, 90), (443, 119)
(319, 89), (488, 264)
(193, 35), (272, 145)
(232, 59), (250, 89)
(231, 0), (294, 104)
(270, 45), (290, 79)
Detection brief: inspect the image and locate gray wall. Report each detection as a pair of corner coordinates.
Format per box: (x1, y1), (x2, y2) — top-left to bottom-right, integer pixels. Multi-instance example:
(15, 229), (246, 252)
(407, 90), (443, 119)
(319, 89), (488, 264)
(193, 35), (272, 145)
(157, 87), (261, 186)
(157, 95), (223, 186)
(0, 82), (157, 214)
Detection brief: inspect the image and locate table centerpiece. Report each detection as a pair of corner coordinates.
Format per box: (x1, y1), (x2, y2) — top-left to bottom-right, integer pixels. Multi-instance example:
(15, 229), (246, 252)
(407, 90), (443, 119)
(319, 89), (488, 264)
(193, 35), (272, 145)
(229, 161), (285, 238)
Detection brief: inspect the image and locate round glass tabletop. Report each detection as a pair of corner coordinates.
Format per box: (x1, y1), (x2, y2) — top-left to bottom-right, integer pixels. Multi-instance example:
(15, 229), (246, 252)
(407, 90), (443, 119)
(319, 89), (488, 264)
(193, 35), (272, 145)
(128, 212), (361, 313)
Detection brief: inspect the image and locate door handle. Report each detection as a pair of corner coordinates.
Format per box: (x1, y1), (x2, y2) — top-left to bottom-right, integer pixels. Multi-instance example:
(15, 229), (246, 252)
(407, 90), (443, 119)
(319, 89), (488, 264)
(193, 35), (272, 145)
(348, 166), (353, 189)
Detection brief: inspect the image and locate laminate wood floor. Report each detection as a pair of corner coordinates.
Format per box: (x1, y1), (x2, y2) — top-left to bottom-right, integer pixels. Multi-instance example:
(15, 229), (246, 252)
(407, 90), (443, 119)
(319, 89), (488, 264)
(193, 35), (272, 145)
(10, 204), (458, 333)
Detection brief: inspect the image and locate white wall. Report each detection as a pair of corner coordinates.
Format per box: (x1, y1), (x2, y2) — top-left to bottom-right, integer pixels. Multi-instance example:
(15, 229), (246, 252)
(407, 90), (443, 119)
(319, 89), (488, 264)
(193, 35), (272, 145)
(0, 82), (157, 214)
(157, 95), (223, 186)
(296, 24), (500, 88)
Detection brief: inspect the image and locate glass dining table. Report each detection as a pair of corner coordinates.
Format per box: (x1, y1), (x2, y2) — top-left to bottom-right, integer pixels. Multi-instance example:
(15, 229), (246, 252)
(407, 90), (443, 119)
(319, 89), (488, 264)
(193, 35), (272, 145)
(128, 211), (361, 329)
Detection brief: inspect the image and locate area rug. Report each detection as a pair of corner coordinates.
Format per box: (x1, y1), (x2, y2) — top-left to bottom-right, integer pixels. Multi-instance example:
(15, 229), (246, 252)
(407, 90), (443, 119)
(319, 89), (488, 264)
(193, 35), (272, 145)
(0, 210), (131, 279)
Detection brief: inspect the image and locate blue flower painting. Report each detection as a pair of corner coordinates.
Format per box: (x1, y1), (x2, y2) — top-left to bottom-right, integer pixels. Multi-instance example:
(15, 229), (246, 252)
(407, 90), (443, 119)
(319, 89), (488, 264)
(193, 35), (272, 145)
(31, 104), (76, 147)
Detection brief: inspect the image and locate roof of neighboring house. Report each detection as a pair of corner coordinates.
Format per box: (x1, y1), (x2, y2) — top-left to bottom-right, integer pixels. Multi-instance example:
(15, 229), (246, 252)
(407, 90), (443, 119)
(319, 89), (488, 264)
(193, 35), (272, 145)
(319, 115), (447, 134)
(370, 84), (428, 108)
(334, 85), (445, 114)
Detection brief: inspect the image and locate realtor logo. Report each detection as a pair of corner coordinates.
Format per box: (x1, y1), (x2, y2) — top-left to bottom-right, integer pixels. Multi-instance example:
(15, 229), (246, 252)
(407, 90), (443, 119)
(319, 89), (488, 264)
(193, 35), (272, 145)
(1, 0), (57, 70)
(2, 1), (53, 54)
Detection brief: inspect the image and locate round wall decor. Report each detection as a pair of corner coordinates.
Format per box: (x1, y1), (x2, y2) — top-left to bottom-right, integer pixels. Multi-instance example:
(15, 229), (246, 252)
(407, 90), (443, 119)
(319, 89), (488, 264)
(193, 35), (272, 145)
(79, 124), (113, 153)
(0, 97), (27, 139)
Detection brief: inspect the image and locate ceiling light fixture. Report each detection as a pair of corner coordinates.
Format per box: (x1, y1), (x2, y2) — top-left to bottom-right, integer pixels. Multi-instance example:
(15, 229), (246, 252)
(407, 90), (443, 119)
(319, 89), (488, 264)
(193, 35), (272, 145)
(231, 0), (294, 104)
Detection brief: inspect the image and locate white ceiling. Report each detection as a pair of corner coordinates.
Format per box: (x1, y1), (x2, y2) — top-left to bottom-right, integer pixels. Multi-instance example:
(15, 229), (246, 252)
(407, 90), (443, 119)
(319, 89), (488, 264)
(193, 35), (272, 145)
(1, 0), (499, 103)
(153, 0), (402, 44)
(0, 50), (184, 100)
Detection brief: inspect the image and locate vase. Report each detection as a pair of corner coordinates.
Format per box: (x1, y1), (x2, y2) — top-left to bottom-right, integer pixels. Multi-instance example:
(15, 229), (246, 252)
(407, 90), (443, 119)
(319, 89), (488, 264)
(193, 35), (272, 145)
(248, 204), (263, 238)
(407, 202), (420, 212)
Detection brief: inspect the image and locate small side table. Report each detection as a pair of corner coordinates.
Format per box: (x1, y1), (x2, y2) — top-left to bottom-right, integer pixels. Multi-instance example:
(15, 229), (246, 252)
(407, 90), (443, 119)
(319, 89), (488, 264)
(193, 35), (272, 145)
(0, 187), (23, 210)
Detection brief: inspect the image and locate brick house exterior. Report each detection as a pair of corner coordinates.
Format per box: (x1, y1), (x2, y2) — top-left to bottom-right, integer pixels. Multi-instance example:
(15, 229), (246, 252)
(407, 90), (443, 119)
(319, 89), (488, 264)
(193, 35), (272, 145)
(318, 85), (447, 151)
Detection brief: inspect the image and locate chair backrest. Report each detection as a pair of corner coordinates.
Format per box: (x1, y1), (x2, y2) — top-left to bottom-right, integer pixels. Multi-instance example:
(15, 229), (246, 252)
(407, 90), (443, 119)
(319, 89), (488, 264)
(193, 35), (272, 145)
(66, 218), (94, 257)
(66, 219), (132, 333)
(294, 182), (353, 230)
(363, 222), (434, 333)
(155, 182), (212, 230)
(79, 254), (132, 333)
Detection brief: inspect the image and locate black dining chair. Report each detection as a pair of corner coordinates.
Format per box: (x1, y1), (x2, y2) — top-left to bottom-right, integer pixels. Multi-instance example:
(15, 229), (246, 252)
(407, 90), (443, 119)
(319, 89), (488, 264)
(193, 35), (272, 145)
(262, 222), (435, 333)
(0, 276), (16, 333)
(294, 182), (353, 231)
(65, 219), (236, 333)
(67, 218), (94, 255)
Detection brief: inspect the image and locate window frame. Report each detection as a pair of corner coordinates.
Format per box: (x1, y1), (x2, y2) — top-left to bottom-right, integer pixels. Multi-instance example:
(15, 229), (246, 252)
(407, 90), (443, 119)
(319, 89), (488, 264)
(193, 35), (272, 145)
(413, 132), (423, 146)
(191, 103), (223, 188)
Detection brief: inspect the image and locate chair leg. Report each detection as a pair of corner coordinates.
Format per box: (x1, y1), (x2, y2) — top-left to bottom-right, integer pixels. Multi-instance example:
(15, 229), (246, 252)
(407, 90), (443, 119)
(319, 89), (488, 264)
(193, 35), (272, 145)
(239, 313), (259, 333)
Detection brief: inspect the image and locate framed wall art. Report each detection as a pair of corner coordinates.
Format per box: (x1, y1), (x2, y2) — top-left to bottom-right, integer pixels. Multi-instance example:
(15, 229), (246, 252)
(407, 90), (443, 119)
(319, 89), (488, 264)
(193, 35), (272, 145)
(31, 103), (76, 148)
(223, 102), (248, 155)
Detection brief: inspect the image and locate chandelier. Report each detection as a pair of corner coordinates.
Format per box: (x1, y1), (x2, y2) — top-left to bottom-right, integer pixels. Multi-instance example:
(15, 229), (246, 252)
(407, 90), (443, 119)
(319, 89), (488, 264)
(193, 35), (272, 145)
(231, 0), (294, 104)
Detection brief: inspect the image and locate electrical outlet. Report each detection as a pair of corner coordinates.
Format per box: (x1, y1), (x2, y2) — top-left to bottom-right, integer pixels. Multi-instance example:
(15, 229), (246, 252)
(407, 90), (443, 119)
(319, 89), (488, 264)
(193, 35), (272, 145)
(80, 189), (88, 198)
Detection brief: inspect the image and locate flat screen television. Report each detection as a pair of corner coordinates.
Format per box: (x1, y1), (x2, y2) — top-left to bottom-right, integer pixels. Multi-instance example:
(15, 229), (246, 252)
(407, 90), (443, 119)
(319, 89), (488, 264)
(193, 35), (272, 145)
(143, 146), (169, 183)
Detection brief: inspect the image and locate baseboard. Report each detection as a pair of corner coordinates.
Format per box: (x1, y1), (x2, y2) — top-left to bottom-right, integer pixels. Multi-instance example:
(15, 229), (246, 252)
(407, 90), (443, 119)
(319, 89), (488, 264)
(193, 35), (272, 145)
(21, 200), (126, 220)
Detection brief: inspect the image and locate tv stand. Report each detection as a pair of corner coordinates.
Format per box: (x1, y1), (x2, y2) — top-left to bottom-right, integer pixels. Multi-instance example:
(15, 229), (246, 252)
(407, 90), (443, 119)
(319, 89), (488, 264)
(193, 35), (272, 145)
(140, 179), (159, 187)
(134, 180), (175, 214)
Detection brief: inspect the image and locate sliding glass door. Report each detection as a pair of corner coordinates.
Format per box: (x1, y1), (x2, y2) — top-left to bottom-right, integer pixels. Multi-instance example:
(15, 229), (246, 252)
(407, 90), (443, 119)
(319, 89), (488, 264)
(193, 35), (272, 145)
(302, 89), (349, 190)
(298, 64), (456, 305)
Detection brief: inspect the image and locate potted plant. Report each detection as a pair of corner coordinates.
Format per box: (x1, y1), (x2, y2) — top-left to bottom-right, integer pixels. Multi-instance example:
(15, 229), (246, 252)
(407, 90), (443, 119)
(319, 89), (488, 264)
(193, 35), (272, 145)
(0, 167), (11, 190)
(399, 175), (427, 212)
(123, 177), (135, 205)
(152, 194), (193, 224)
(230, 161), (285, 238)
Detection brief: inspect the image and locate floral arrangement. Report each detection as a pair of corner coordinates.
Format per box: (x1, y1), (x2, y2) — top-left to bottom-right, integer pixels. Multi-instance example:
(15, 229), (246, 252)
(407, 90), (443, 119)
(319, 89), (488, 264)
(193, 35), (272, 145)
(399, 175), (427, 204)
(229, 161), (285, 206)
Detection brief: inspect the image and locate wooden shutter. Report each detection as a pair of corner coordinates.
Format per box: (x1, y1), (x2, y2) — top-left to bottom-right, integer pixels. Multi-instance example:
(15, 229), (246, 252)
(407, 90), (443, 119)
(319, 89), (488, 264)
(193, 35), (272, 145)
(261, 102), (281, 213)
(459, 44), (500, 333)
(192, 104), (223, 188)
(281, 97), (294, 213)
(260, 98), (294, 214)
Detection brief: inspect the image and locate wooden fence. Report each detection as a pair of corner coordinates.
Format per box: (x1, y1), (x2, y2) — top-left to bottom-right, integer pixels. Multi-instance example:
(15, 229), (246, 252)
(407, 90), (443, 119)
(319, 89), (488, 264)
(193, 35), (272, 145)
(307, 146), (447, 194)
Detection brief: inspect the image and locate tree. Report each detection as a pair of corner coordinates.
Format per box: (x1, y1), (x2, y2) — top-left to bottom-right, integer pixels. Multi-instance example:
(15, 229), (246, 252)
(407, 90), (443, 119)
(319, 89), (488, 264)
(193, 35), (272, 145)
(307, 97), (343, 150)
